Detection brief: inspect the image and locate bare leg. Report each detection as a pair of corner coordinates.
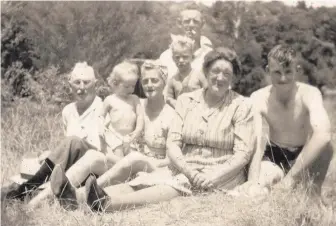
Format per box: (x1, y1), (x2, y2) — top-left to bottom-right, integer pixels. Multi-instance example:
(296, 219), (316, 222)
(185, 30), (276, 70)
(103, 185), (179, 212)
(114, 147), (125, 159)
(85, 176), (179, 212)
(300, 143), (334, 196)
(28, 150), (111, 208)
(65, 150), (110, 186)
(97, 152), (157, 188)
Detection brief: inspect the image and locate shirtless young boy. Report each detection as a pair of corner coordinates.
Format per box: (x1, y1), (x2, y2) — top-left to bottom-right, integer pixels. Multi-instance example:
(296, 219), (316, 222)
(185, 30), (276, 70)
(166, 35), (207, 108)
(247, 44), (333, 198)
(101, 61), (144, 158)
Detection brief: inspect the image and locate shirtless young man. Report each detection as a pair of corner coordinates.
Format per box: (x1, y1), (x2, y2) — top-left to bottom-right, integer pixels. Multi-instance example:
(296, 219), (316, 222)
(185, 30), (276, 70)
(247, 44), (333, 198)
(101, 61), (144, 158)
(166, 35), (207, 109)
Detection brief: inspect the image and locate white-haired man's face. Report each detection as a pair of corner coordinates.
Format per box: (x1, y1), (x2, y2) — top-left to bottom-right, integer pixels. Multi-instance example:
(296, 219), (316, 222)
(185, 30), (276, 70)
(69, 63), (96, 102)
(179, 10), (203, 40)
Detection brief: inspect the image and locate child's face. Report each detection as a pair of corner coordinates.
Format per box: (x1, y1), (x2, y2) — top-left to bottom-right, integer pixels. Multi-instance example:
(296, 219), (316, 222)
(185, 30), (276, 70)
(114, 74), (138, 97)
(268, 58), (297, 88)
(172, 46), (193, 71)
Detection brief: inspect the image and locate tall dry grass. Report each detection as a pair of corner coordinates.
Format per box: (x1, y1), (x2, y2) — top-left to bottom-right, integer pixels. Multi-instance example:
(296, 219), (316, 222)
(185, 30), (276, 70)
(1, 97), (336, 226)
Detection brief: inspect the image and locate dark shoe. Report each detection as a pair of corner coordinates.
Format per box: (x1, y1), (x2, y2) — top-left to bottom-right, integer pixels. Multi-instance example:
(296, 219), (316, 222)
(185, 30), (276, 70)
(4, 158), (55, 201)
(1, 183), (25, 201)
(85, 174), (108, 212)
(50, 165), (78, 210)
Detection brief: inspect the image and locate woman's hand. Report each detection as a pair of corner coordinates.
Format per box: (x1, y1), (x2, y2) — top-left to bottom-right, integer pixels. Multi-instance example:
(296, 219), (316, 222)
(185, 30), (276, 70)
(190, 171), (214, 190)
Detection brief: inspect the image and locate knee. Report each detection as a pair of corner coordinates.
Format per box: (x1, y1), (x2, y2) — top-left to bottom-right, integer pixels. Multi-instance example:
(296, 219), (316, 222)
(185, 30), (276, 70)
(67, 136), (87, 152)
(86, 150), (105, 165)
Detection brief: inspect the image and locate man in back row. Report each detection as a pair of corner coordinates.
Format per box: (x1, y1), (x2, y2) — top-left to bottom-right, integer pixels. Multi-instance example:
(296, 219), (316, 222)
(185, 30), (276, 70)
(160, 6), (212, 96)
(247, 44), (334, 201)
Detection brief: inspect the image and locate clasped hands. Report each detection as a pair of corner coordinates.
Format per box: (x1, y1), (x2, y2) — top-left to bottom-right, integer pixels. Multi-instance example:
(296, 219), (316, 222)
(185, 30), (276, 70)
(188, 169), (214, 190)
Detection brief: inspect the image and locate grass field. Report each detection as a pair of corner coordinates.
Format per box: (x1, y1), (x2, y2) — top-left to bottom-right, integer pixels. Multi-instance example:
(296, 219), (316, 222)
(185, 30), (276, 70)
(1, 97), (336, 226)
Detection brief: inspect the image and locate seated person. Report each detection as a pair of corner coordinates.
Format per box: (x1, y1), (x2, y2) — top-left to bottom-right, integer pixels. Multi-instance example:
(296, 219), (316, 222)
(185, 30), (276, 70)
(166, 35), (207, 109)
(49, 48), (256, 213)
(247, 44), (333, 200)
(102, 61), (144, 158)
(2, 62), (110, 204)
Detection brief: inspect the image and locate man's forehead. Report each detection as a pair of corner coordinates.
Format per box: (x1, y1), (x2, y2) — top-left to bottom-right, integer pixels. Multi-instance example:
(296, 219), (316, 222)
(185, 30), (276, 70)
(180, 10), (202, 21)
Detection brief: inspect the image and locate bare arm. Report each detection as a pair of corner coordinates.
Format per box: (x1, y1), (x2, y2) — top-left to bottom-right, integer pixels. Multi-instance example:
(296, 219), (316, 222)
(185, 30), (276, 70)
(247, 93), (265, 182)
(210, 98), (256, 186)
(166, 79), (177, 109)
(99, 97), (112, 153)
(129, 96), (144, 141)
(285, 87), (331, 181)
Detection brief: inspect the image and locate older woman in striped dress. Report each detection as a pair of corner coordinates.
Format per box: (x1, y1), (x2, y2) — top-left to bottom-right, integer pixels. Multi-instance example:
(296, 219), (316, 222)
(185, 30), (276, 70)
(58, 47), (256, 212)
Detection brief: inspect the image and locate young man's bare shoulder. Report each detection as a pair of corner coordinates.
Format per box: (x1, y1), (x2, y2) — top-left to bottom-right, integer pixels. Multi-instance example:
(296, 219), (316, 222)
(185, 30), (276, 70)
(297, 82), (320, 96)
(250, 86), (272, 102)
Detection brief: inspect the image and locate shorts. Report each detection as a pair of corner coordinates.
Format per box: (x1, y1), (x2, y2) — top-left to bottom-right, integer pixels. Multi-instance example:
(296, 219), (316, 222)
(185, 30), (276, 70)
(263, 141), (303, 173)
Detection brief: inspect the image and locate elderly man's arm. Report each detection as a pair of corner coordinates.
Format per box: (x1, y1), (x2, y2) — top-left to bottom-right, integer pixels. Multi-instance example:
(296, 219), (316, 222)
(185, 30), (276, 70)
(282, 87), (331, 187)
(210, 98), (256, 186)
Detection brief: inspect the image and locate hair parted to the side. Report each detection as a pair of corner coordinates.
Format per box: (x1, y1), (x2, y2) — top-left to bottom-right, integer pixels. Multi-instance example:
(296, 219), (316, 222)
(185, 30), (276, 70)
(267, 44), (298, 67)
(203, 47), (242, 77)
(170, 35), (195, 53)
(140, 59), (168, 84)
(107, 60), (139, 87)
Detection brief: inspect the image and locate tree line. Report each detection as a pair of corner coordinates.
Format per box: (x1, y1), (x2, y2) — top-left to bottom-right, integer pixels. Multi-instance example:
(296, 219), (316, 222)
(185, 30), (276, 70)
(1, 1), (335, 104)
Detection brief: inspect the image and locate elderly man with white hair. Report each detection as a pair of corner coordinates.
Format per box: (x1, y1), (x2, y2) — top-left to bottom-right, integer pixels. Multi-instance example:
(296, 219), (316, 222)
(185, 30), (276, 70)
(2, 62), (117, 206)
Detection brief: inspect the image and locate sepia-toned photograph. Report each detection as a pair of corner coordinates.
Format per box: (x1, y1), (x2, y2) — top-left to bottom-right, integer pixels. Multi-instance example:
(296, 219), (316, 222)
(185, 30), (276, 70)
(1, 0), (336, 225)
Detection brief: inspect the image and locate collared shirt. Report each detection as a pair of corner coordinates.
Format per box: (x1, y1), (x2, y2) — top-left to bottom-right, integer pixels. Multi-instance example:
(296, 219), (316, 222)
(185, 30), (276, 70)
(62, 96), (103, 150)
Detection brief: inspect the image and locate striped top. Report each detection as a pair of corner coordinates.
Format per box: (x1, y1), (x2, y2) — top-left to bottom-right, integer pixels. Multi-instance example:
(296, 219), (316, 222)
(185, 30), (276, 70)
(168, 88), (255, 168)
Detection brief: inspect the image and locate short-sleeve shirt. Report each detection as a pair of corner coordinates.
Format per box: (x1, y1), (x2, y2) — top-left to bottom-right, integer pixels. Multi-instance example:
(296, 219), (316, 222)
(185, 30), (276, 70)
(62, 96), (103, 150)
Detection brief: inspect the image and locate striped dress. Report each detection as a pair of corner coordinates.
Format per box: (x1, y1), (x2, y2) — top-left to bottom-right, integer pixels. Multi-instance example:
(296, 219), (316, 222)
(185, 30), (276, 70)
(130, 89), (255, 194)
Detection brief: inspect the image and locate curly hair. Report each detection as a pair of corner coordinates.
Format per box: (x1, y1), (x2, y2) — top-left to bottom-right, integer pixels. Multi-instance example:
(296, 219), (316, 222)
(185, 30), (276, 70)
(267, 44), (297, 67)
(203, 47), (242, 77)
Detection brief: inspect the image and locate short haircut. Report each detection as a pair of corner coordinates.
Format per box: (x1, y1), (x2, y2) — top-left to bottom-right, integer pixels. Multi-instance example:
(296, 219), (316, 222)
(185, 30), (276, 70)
(268, 44), (298, 67)
(170, 35), (194, 54)
(107, 61), (139, 86)
(178, 2), (203, 21)
(203, 47), (242, 76)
